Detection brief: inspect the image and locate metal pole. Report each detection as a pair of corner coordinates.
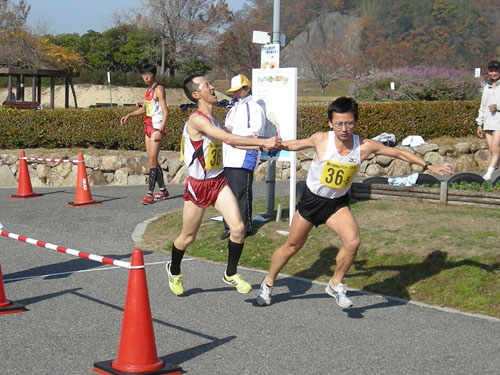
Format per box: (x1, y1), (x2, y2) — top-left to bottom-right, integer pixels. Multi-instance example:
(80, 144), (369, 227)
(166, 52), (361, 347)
(273, 0), (280, 43)
(265, 0), (280, 216)
(7, 75), (12, 101)
(107, 71), (113, 106)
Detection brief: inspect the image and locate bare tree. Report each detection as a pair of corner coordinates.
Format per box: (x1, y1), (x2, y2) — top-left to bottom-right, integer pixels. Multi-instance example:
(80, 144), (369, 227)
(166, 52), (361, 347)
(0, 32), (45, 69)
(214, 11), (262, 78)
(134, 0), (232, 77)
(0, 0), (33, 68)
(30, 19), (53, 36)
(300, 35), (357, 95)
(0, 0), (30, 31)
(294, 19), (361, 95)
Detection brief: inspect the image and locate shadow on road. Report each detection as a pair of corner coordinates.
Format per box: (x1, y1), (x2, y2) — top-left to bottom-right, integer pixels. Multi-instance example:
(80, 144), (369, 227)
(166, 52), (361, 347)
(4, 251), (152, 282)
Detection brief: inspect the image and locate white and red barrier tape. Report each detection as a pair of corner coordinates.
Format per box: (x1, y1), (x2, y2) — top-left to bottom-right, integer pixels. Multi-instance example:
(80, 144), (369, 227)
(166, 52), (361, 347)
(0, 230), (140, 270)
(21, 157), (83, 164)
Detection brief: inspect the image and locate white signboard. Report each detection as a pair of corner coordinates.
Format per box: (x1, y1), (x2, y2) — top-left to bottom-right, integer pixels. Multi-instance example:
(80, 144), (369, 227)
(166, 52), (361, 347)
(261, 43), (280, 69)
(253, 68), (298, 224)
(475, 68), (481, 78)
(252, 68), (297, 159)
(253, 30), (271, 45)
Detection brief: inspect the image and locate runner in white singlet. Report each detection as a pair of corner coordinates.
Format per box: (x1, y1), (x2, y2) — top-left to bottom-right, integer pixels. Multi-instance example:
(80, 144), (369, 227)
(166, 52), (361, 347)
(165, 74), (281, 297)
(257, 97), (454, 308)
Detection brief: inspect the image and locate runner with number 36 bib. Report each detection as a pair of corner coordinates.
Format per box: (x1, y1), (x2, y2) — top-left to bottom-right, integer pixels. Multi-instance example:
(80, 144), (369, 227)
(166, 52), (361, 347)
(256, 97), (454, 308)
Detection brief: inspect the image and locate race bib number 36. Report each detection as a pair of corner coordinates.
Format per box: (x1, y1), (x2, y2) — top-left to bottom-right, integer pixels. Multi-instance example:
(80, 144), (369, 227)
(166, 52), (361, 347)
(320, 161), (357, 188)
(205, 142), (222, 170)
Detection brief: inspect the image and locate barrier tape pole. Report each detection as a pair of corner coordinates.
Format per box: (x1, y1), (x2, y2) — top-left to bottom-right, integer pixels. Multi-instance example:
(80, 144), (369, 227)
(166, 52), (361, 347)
(0, 230), (138, 270)
(21, 157), (83, 164)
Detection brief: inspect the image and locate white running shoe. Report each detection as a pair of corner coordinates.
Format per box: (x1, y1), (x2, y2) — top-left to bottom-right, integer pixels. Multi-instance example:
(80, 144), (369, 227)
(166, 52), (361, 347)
(257, 280), (273, 306)
(325, 282), (353, 308)
(483, 172), (492, 181)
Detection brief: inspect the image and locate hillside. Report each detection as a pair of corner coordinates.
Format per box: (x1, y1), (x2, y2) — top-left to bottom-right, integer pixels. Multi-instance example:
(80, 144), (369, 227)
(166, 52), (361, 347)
(281, 12), (361, 79)
(270, 0), (500, 71)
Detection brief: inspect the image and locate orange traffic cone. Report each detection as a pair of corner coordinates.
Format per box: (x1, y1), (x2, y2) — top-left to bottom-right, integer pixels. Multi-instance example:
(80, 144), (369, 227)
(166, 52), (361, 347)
(68, 152), (100, 207)
(0, 261), (27, 315)
(9, 151), (42, 199)
(93, 249), (182, 375)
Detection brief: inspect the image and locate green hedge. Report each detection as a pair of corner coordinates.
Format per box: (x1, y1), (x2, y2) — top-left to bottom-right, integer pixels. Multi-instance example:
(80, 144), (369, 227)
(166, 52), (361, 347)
(0, 101), (480, 150)
(356, 101), (479, 140)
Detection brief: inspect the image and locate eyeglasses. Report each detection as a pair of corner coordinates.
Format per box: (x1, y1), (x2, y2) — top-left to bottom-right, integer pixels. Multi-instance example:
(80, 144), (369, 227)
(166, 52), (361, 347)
(332, 121), (356, 130)
(198, 81), (212, 90)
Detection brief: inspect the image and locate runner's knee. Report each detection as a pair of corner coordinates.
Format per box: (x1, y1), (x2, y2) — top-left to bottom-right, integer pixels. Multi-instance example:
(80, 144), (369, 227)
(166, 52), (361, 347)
(228, 221), (244, 242)
(148, 155), (158, 168)
(342, 236), (360, 254)
(177, 233), (196, 248)
(283, 241), (304, 256)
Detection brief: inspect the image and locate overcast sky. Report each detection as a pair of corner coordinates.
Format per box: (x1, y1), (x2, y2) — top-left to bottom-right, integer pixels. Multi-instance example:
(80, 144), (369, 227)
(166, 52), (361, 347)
(27, 0), (244, 35)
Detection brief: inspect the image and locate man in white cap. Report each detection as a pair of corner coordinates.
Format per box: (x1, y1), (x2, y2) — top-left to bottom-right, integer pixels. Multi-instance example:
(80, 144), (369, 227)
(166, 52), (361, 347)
(220, 74), (266, 240)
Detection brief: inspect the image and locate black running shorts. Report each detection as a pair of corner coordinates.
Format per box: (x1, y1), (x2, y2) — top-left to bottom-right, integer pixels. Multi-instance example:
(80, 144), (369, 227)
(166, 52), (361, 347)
(297, 185), (350, 227)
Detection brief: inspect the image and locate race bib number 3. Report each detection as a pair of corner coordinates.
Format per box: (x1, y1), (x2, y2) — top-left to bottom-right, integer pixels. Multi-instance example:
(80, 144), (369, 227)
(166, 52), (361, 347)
(320, 161), (357, 188)
(205, 142), (222, 170)
(145, 100), (152, 117)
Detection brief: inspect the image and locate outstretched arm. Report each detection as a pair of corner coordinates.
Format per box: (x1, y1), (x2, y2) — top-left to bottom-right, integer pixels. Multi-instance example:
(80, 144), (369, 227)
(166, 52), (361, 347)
(190, 114), (282, 150)
(280, 132), (324, 151)
(361, 138), (454, 176)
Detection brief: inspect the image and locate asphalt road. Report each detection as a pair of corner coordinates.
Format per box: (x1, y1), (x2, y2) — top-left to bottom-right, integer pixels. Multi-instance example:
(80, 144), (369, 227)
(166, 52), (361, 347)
(0, 183), (499, 375)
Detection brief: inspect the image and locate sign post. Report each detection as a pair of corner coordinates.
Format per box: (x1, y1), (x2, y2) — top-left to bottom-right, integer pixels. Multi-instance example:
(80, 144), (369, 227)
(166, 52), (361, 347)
(107, 70), (113, 106)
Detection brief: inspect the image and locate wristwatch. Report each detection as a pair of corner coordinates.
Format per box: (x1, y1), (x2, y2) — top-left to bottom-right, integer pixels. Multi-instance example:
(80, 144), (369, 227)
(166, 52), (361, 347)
(423, 161), (432, 170)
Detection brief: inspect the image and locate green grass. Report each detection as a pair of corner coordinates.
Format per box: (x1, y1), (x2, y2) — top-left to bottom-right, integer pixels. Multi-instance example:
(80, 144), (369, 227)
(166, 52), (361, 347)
(142, 196), (500, 318)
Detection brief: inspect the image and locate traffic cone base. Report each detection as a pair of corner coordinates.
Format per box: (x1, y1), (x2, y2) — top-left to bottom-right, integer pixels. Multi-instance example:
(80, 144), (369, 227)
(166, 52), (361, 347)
(93, 360), (182, 375)
(68, 200), (101, 207)
(9, 193), (42, 199)
(0, 262), (26, 315)
(0, 301), (27, 315)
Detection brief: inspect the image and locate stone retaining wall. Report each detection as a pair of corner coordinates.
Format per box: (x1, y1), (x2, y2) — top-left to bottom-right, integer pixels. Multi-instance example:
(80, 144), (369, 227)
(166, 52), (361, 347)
(0, 139), (492, 188)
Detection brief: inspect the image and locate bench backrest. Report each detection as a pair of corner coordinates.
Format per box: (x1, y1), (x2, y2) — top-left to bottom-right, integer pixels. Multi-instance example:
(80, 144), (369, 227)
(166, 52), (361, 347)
(2, 101), (40, 109)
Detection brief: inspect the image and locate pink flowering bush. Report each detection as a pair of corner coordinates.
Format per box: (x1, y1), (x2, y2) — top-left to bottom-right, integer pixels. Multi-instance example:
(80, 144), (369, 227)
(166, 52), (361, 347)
(352, 66), (482, 102)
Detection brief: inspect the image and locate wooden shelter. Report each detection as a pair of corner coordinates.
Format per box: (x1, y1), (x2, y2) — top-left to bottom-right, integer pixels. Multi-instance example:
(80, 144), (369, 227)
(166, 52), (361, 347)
(0, 67), (77, 109)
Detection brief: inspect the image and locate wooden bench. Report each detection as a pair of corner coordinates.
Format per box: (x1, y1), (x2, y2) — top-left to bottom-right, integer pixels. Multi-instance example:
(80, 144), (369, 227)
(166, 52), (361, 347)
(2, 101), (40, 109)
(95, 103), (118, 107)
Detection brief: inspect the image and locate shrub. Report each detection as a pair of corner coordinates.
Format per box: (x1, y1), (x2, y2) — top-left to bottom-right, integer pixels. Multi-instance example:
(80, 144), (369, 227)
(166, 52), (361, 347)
(352, 66), (482, 102)
(0, 101), (480, 150)
(0, 106), (229, 151)
(355, 101), (479, 140)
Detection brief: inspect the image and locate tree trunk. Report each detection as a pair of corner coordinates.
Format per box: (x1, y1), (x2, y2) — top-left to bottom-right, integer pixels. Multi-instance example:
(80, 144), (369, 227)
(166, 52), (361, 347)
(70, 77), (78, 109)
(160, 41), (166, 76)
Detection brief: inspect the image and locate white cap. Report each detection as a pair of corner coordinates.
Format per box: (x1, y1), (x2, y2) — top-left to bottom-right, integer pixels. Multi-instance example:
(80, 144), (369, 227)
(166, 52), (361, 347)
(227, 74), (251, 93)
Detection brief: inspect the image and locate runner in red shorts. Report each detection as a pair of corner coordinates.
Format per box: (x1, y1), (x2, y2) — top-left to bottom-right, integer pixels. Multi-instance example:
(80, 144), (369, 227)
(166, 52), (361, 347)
(165, 74), (281, 296)
(120, 65), (170, 204)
